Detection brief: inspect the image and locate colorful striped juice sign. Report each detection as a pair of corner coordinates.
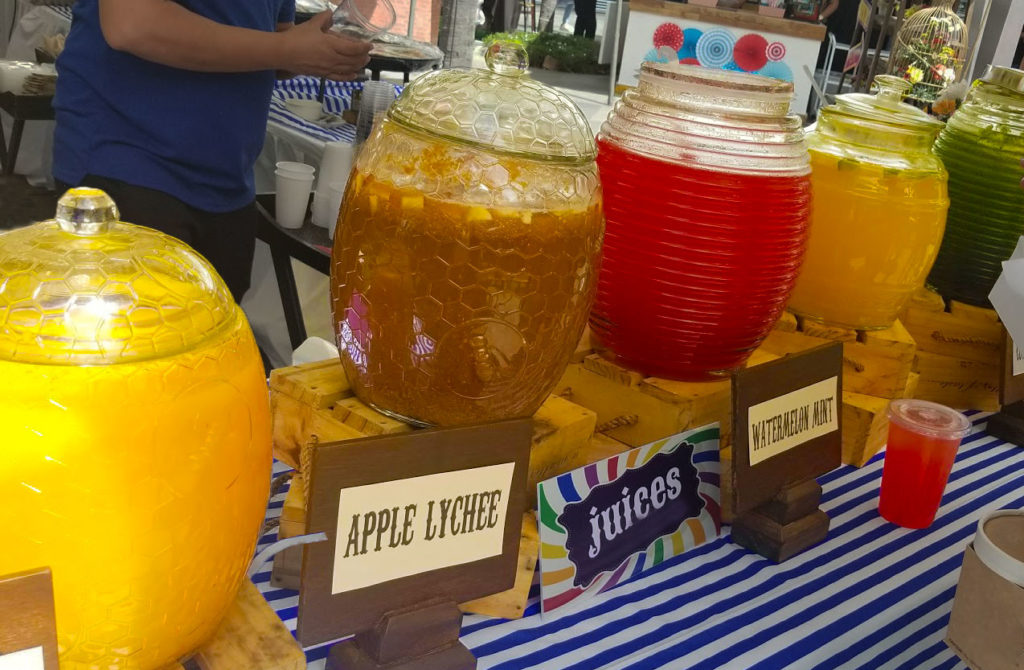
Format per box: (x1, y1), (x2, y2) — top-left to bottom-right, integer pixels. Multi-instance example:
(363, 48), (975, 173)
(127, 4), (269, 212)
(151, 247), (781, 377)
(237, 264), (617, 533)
(536, 424), (722, 615)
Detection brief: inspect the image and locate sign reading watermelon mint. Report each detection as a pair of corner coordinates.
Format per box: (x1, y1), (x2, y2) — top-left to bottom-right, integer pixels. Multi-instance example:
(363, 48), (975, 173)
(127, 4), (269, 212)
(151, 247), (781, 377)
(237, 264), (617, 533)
(537, 425), (722, 615)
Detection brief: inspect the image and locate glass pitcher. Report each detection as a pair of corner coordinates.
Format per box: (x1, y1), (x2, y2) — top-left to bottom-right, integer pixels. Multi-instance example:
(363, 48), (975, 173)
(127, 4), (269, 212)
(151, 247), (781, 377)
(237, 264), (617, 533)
(0, 189), (271, 670)
(592, 63), (811, 381)
(787, 75), (948, 329)
(330, 43), (604, 426)
(928, 65), (1024, 306)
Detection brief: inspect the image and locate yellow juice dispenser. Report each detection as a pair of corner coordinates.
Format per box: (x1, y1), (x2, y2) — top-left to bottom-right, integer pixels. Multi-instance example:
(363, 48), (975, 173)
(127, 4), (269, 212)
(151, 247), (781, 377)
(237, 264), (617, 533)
(787, 75), (948, 330)
(0, 189), (272, 669)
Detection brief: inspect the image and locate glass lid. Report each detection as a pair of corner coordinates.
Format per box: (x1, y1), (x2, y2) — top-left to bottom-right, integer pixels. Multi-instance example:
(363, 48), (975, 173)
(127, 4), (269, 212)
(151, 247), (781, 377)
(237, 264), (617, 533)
(980, 65), (1024, 93)
(386, 41), (596, 162)
(635, 61), (798, 118)
(0, 188), (236, 366)
(830, 75), (944, 131)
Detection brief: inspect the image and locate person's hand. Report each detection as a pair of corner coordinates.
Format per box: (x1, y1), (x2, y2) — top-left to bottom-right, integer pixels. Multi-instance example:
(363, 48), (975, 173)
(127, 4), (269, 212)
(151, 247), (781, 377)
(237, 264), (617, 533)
(280, 10), (373, 80)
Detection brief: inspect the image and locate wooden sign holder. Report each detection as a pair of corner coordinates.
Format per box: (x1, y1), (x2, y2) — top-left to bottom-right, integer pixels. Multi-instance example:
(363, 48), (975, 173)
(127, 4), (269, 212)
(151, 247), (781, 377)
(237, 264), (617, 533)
(987, 331), (1024, 446)
(297, 419), (533, 670)
(730, 343), (844, 562)
(0, 567), (58, 669)
(326, 600), (474, 670)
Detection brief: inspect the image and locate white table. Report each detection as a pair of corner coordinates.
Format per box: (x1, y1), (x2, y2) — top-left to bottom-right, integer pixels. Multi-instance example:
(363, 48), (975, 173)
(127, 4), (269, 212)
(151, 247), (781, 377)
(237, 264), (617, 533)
(2, 1), (69, 184)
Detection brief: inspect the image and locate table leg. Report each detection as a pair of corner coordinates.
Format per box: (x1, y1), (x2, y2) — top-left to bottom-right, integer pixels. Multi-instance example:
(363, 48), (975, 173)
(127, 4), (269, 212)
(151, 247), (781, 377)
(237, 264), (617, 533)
(4, 119), (25, 176)
(269, 242), (309, 351)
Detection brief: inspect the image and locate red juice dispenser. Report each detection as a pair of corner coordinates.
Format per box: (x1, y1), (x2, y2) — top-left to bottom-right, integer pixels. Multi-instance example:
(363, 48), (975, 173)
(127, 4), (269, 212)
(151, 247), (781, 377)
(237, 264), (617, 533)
(592, 63), (812, 381)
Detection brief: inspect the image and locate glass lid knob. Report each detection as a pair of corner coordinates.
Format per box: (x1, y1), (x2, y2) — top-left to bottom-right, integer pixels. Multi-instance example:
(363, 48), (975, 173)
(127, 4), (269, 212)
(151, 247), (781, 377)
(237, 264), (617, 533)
(873, 75), (913, 108)
(484, 40), (528, 76)
(56, 187), (119, 236)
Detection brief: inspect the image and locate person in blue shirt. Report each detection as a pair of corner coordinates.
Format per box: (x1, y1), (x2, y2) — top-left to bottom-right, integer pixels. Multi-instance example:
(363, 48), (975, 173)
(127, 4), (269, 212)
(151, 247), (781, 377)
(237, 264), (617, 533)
(53, 0), (372, 302)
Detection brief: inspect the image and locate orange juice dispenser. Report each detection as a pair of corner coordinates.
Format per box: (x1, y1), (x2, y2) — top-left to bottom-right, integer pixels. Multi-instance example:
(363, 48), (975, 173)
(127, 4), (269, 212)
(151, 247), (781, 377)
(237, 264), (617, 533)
(0, 189), (272, 669)
(787, 76), (948, 329)
(330, 43), (604, 426)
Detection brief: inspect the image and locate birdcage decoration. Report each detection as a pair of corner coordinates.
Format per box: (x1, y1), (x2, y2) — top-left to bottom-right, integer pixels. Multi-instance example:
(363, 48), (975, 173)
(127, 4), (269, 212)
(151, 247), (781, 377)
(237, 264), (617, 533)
(889, 0), (967, 108)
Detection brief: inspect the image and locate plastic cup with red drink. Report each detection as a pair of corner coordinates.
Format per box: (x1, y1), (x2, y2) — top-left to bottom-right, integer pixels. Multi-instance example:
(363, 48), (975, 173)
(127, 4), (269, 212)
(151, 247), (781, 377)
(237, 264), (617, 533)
(878, 399), (973, 529)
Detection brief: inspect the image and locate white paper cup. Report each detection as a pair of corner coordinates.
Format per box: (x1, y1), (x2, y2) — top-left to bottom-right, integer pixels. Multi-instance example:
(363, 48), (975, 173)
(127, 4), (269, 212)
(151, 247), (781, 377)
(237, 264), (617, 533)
(326, 182), (346, 239)
(275, 161), (315, 176)
(310, 189), (333, 229)
(319, 142), (355, 189)
(285, 98), (323, 122)
(275, 170), (315, 230)
(973, 509), (1024, 587)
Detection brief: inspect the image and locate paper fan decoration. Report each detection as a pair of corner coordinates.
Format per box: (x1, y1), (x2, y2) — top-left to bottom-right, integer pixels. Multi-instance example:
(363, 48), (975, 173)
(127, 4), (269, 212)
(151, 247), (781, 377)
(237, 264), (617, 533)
(679, 57), (701, 66)
(756, 60), (794, 82)
(696, 28), (736, 69)
(722, 61), (744, 72)
(766, 41), (787, 62)
(658, 45), (679, 61)
(643, 48), (670, 64)
(653, 22), (684, 51)
(733, 33), (769, 72)
(678, 28), (703, 60)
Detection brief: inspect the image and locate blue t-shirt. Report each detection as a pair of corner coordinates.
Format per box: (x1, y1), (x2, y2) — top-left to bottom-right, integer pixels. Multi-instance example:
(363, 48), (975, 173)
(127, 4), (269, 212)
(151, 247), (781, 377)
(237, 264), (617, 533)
(53, 0), (295, 212)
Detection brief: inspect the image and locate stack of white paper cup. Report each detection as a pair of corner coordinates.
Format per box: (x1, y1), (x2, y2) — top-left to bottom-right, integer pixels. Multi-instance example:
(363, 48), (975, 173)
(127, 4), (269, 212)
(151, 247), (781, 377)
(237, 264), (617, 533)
(311, 142), (354, 229)
(325, 182), (347, 239)
(275, 162), (315, 230)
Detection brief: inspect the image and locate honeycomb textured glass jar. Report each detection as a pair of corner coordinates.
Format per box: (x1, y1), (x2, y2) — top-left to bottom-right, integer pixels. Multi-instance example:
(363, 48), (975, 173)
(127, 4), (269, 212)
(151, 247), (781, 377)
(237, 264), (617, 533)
(0, 189), (272, 670)
(331, 43), (604, 426)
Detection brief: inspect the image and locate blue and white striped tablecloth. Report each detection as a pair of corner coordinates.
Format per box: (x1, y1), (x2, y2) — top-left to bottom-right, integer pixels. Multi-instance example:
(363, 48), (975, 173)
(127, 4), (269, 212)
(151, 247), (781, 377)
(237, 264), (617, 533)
(255, 411), (1019, 669)
(45, 4), (72, 22)
(270, 75), (401, 146)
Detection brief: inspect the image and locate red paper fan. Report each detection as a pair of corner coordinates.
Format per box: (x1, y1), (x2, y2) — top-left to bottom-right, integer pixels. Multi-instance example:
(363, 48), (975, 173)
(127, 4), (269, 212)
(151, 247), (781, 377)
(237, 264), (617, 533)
(732, 33), (769, 72)
(653, 23), (684, 51)
(679, 57), (701, 65)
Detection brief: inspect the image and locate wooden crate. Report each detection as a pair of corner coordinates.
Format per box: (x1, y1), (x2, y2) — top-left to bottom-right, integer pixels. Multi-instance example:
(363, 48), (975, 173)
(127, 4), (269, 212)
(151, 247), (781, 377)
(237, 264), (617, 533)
(554, 347), (781, 523)
(552, 349), (779, 450)
(899, 288), (1002, 411)
(759, 311), (916, 399)
(187, 579), (307, 670)
(269, 358), (600, 620)
(753, 310), (922, 466)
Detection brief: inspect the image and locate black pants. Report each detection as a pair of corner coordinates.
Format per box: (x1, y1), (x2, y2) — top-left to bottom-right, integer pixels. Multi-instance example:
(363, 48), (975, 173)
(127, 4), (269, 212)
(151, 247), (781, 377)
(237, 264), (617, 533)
(56, 175), (257, 303)
(574, 0), (596, 39)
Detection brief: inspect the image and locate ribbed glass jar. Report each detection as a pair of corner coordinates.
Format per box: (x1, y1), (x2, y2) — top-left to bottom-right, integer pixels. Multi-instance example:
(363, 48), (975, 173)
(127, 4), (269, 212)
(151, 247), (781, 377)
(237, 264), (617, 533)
(788, 75), (948, 329)
(592, 63), (811, 381)
(928, 65), (1024, 306)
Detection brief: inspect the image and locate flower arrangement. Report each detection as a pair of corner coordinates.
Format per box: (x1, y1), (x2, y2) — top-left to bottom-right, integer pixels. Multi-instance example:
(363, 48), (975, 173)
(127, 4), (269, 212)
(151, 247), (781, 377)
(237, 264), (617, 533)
(889, 1), (966, 107)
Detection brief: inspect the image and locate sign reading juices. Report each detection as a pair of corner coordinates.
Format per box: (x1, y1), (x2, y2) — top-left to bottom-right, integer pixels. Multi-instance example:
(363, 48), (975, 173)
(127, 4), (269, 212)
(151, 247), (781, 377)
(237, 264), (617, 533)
(297, 419), (532, 647)
(537, 425), (722, 615)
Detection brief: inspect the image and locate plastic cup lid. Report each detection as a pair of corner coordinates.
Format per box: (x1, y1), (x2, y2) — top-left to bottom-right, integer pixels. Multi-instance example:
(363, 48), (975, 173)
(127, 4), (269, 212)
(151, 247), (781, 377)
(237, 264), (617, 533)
(887, 399), (972, 440)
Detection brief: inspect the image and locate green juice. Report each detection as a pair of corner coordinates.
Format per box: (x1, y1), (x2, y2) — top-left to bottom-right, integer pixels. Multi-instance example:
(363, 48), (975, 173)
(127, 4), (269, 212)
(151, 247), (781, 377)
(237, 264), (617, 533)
(928, 73), (1024, 306)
